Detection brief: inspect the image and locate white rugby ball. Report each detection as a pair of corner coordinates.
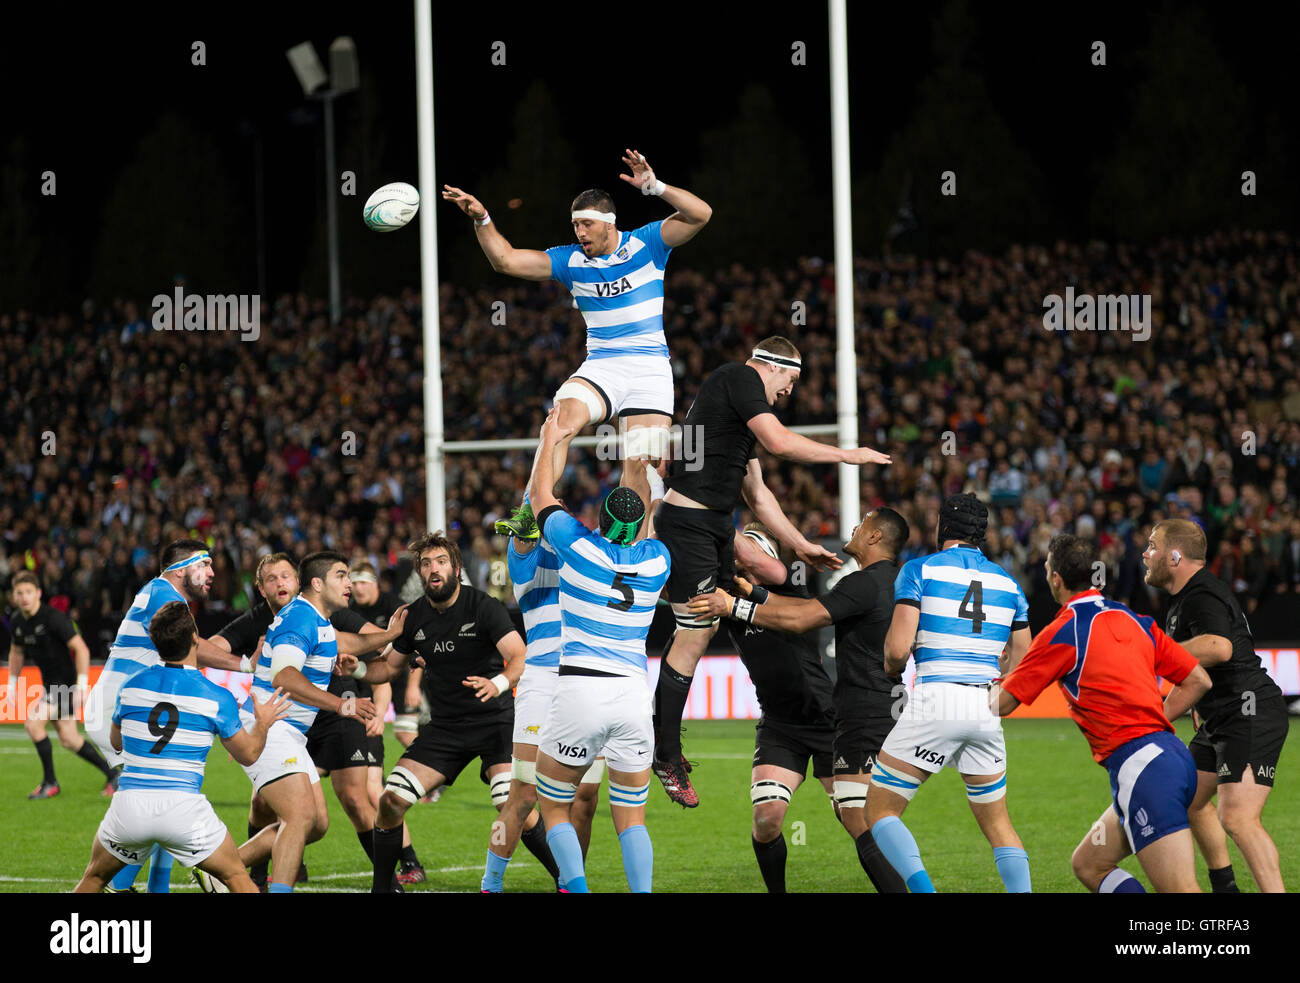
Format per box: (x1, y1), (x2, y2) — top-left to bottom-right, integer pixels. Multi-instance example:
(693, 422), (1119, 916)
(363, 182), (420, 231)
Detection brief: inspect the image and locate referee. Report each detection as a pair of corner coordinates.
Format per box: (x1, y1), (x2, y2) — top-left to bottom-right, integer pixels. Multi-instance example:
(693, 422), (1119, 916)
(652, 336), (891, 806)
(4, 572), (116, 798)
(1143, 518), (1288, 893)
(690, 510), (909, 892)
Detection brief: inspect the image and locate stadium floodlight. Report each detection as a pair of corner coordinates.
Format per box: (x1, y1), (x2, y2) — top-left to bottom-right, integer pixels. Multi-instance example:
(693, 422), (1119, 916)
(285, 38), (360, 325)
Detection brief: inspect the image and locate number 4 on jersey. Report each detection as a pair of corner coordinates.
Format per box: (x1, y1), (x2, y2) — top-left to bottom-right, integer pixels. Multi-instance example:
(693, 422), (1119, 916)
(958, 581), (985, 633)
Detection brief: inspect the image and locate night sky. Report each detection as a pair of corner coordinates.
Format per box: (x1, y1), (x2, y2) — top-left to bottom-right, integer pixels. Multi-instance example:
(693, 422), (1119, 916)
(4, 0), (1298, 302)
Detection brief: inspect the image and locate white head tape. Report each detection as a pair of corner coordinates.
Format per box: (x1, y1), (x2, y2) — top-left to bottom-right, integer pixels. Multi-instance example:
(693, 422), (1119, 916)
(750, 348), (802, 370)
(572, 209), (616, 224)
(349, 571), (377, 584)
(742, 530), (779, 561)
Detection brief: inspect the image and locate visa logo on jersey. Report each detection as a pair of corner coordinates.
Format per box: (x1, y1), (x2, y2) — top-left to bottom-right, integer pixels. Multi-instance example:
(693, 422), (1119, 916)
(594, 277), (633, 298)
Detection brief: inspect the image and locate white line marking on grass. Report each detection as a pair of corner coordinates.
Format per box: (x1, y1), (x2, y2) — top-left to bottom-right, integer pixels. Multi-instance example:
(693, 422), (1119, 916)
(684, 753), (752, 759)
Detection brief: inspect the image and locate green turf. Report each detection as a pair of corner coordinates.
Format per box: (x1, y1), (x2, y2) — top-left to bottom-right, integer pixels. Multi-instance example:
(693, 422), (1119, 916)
(2, 718), (1297, 893)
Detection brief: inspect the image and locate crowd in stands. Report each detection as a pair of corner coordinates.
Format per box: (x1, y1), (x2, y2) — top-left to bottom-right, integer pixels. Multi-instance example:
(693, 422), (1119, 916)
(4, 227), (1299, 657)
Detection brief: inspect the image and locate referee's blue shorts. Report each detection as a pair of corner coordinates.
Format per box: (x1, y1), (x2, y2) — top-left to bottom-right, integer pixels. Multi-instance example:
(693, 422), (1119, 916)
(1103, 730), (1197, 853)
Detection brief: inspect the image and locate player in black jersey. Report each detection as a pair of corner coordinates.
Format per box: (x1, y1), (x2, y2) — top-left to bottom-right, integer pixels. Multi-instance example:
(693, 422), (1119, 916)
(368, 532), (560, 893)
(4, 572), (116, 798)
(653, 336), (891, 806)
(209, 553), (408, 889)
(690, 510), (911, 893)
(1144, 518), (1288, 892)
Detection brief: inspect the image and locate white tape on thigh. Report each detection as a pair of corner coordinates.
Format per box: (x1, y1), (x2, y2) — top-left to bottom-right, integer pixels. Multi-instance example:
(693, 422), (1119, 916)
(671, 601), (718, 630)
(870, 761), (921, 802)
(622, 425), (671, 460)
(580, 758), (605, 785)
(384, 766), (426, 805)
(489, 772), (512, 807)
(535, 773), (578, 804)
(608, 780), (649, 808)
(512, 757), (538, 785)
(393, 713), (418, 735)
(965, 774), (1007, 804)
(751, 779), (793, 807)
(554, 381), (605, 424)
(833, 779), (869, 809)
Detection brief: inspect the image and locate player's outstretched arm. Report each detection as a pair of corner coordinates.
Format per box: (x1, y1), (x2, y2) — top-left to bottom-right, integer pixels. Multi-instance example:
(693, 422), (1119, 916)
(748, 413), (891, 467)
(1000, 626), (1032, 675)
(1177, 633), (1233, 667)
(223, 688), (292, 765)
(884, 604), (921, 676)
(271, 664), (376, 721)
(741, 459), (842, 572)
(619, 149), (712, 248)
(733, 532), (787, 587)
(442, 185), (552, 280)
(337, 605), (408, 657)
(3, 642), (23, 714)
(529, 409), (574, 516)
(196, 635), (245, 672)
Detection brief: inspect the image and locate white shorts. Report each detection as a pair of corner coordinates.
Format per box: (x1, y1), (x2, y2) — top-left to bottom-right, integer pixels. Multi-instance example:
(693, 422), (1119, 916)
(512, 664), (559, 745)
(84, 669), (128, 769)
(878, 682), (1007, 776)
(97, 789), (229, 868)
(567, 354), (673, 422)
(239, 716), (321, 792)
(542, 671), (652, 773)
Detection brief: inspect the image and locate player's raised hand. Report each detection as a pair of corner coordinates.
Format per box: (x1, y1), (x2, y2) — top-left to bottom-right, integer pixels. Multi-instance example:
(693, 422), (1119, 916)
(387, 604), (409, 635)
(686, 588), (735, 619)
(844, 446), (892, 466)
(441, 185), (487, 221)
(339, 696), (377, 721)
(335, 652), (359, 677)
(540, 407), (575, 445)
(797, 541), (843, 572)
(462, 676), (504, 703)
(252, 687), (292, 730)
(619, 149), (658, 194)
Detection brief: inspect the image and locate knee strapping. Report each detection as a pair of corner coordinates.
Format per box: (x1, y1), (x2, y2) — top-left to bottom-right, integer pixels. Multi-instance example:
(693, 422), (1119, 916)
(393, 713), (418, 736)
(608, 780), (649, 808)
(554, 382), (606, 425)
(833, 779), (869, 809)
(870, 762), (921, 801)
(965, 774), (1007, 804)
(536, 774), (578, 804)
(511, 757), (537, 785)
(622, 426), (671, 460)
(384, 766), (426, 805)
(489, 772), (512, 808)
(751, 779), (792, 807)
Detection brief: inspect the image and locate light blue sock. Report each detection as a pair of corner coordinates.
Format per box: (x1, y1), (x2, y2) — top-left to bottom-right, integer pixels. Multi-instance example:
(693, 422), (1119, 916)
(872, 816), (935, 893)
(618, 825), (653, 893)
(481, 849), (511, 893)
(545, 823), (587, 893)
(145, 845), (173, 893)
(522, 488), (530, 507)
(267, 882), (294, 893)
(110, 864), (141, 891)
(993, 846), (1031, 893)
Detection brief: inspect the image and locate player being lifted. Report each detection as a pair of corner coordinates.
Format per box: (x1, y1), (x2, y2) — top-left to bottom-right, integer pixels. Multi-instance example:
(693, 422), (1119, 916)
(653, 336), (890, 806)
(529, 410), (670, 892)
(5, 571), (116, 799)
(443, 148), (710, 529)
(865, 495), (1032, 893)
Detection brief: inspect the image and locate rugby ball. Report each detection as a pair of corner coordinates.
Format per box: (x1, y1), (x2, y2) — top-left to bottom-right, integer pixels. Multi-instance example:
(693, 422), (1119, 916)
(363, 182), (420, 231)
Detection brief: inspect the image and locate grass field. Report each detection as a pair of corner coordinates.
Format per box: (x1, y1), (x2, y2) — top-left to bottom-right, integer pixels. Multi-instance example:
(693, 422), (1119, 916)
(3, 717), (1298, 893)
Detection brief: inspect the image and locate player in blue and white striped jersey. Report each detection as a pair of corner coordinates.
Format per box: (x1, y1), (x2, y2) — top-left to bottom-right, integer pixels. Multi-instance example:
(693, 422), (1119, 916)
(444, 148), (711, 536)
(236, 550), (378, 893)
(74, 601), (289, 893)
(82, 538), (245, 894)
(526, 412), (670, 892)
(865, 494), (1034, 893)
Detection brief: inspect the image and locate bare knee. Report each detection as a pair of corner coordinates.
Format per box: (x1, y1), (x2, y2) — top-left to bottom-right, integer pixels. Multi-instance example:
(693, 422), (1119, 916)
(752, 804), (787, 843)
(378, 790), (410, 827)
(1070, 844), (1107, 891)
(58, 731), (82, 751)
(1218, 804), (1256, 840)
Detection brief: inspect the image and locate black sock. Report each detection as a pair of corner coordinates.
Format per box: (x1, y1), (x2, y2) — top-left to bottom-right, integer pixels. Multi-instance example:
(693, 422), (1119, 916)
(1208, 865), (1240, 893)
(752, 834), (787, 893)
(248, 823), (268, 884)
(371, 826), (403, 893)
(75, 739), (113, 778)
(400, 843), (420, 866)
(34, 737), (56, 784)
(653, 663), (694, 760)
(357, 830), (376, 863)
(856, 829), (908, 893)
(520, 817), (561, 880)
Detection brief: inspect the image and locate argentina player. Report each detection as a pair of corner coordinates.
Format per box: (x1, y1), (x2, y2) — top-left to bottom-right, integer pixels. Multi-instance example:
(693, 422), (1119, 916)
(865, 495), (1033, 893)
(83, 538), (246, 894)
(443, 148), (711, 530)
(74, 602), (291, 894)
(529, 411), (670, 892)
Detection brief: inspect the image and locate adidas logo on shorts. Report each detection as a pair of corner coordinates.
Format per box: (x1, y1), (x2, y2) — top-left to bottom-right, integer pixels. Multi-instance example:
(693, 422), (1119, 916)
(1218, 762), (1231, 776)
(833, 756), (848, 770)
(351, 750), (365, 762)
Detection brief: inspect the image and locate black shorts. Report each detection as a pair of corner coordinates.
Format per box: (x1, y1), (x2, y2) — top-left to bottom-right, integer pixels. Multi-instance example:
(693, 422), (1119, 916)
(833, 694), (897, 776)
(400, 716), (512, 786)
(41, 678), (77, 719)
(753, 717), (835, 780)
(655, 503), (735, 618)
(1189, 695), (1288, 787)
(306, 716), (381, 773)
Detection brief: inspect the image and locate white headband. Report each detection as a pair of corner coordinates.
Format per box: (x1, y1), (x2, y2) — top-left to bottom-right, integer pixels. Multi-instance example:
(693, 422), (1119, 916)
(349, 571), (377, 584)
(751, 348), (802, 369)
(572, 209), (616, 223)
(163, 551), (210, 573)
